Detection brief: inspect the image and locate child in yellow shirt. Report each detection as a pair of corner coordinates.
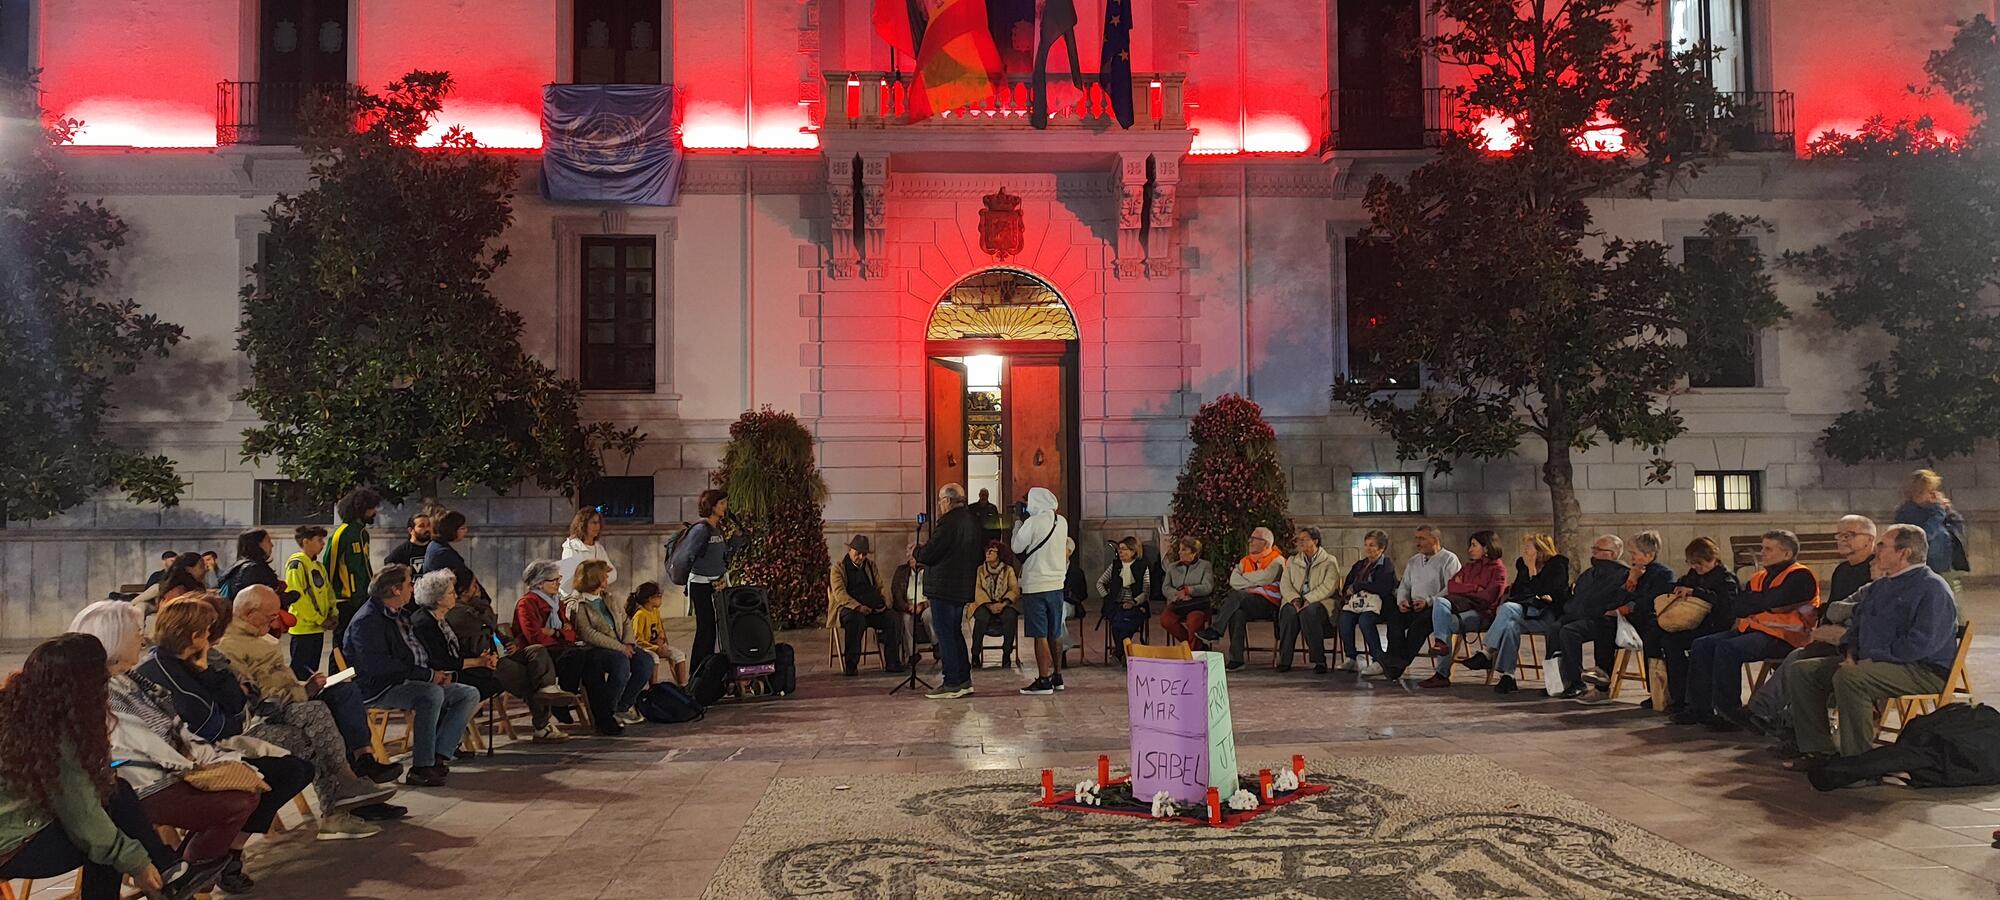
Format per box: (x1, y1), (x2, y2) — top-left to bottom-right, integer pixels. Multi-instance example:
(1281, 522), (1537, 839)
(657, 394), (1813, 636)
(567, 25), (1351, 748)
(628, 582), (689, 686)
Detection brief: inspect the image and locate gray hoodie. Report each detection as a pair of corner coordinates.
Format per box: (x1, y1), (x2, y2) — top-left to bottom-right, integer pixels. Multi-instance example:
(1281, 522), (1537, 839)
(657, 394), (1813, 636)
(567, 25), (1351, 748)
(1010, 487), (1068, 594)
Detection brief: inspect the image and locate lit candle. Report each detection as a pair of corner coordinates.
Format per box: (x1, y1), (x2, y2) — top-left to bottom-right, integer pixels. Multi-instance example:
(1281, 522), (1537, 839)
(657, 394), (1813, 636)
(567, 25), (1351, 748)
(1259, 768), (1273, 802)
(1206, 787), (1221, 826)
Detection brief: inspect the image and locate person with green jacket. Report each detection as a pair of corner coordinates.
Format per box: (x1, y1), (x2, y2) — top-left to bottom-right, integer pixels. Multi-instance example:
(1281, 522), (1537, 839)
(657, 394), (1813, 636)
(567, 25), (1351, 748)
(324, 487), (381, 666)
(0, 634), (205, 900)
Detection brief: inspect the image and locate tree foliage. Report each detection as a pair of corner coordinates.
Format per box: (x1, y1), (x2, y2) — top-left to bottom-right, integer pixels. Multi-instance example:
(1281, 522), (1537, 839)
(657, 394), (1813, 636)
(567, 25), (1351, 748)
(0, 75), (186, 520)
(1331, 0), (1786, 555)
(239, 72), (630, 503)
(713, 408), (831, 629)
(1784, 16), (2000, 464)
(1168, 395), (1293, 573)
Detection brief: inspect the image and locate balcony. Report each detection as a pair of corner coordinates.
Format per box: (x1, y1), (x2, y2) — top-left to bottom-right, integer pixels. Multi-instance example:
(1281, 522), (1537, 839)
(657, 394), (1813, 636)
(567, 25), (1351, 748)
(1318, 87), (1455, 154)
(216, 80), (349, 146)
(817, 71), (1185, 131)
(1715, 90), (1796, 153)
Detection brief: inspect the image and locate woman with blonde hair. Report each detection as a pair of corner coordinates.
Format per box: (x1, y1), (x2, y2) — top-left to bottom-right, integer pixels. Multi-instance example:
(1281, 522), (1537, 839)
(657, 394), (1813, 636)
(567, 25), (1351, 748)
(559, 507), (617, 593)
(1476, 532), (1569, 694)
(566, 559), (653, 732)
(1895, 468), (1968, 594)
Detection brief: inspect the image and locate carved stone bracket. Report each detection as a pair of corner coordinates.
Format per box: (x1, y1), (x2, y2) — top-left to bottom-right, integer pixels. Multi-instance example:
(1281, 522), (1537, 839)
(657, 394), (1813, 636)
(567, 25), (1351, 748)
(1114, 152), (1148, 279)
(1145, 152), (1181, 278)
(827, 154), (857, 279)
(858, 152), (888, 279)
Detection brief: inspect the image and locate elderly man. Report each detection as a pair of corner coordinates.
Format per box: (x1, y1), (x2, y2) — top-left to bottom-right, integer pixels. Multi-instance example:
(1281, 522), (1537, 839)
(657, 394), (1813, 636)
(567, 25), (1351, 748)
(1786, 524), (1959, 761)
(1551, 534), (1632, 700)
(915, 483), (988, 699)
(1676, 530), (1821, 729)
(1382, 525), (1461, 680)
(215, 585), (403, 824)
(828, 535), (903, 676)
(343, 564), (482, 787)
(1744, 515), (1880, 735)
(1196, 526), (1287, 671)
(1274, 527), (1340, 673)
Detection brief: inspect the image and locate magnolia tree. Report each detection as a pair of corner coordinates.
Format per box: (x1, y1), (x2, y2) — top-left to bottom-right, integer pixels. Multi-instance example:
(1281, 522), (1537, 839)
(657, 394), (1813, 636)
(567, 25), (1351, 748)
(1332, 0), (1786, 556)
(1168, 395), (1293, 573)
(1785, 16), (2000, 464)
(713, 408), (830, 628)
(0, 76), (185, 520)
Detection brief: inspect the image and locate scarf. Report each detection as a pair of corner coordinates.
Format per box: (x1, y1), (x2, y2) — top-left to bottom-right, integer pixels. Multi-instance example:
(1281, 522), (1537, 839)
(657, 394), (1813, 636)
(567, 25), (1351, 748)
(1240, 546), (1282, 574)
(980, 563), (1008, 601)
(534, 589), (564, 631)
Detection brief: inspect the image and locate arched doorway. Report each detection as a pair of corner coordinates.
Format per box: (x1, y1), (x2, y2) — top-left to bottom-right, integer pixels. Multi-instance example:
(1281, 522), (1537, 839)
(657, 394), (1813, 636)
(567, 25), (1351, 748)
(925, 268), (1081, 526)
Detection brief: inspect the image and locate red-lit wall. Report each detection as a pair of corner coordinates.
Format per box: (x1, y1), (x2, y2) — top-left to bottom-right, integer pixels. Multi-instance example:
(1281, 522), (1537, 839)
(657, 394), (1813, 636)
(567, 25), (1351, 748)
(39, 0), (240, 146)
(1769, 0), (1983, 146)
(357, 0), (554, 148)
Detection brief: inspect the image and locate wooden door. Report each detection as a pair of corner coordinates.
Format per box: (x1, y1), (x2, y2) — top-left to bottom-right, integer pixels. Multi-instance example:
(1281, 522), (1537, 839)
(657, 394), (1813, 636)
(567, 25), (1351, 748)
(927, 358), (968, 499)
(1003, 357), (1066, 507)
(1336, 0), (1424, 149)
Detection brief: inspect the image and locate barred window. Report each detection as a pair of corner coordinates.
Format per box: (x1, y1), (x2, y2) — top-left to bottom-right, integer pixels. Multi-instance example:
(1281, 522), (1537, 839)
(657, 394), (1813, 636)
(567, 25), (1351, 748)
(1694, 471), (1761, 513)
(1351, 472), (1423, 515)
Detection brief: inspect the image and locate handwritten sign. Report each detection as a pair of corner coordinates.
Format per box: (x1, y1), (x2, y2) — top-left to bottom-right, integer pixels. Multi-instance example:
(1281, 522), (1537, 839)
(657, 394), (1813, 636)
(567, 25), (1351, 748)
(1128, 651), (1238, 805)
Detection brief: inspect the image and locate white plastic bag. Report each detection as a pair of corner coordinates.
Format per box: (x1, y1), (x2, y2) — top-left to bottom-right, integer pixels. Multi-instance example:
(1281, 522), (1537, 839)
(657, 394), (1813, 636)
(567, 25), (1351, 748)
(1543, 654), (1567, 696)
(1614, 613), (1643, 650)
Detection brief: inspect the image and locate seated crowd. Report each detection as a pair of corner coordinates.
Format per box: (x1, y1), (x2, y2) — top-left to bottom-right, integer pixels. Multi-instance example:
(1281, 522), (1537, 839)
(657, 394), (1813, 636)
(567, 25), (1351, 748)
(1, 488), (703, 898)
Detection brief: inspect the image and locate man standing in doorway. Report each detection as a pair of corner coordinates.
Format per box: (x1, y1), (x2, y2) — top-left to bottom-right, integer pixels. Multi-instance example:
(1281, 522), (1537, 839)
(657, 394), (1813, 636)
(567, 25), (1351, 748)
(326, 486), (382, 665)
(1012, 487), (1069, 696)
(916, 483), (986, 699)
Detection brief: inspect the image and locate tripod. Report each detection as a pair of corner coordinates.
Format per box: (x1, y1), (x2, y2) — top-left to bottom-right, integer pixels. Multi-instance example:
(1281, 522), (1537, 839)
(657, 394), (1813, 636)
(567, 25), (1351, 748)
(891, 515), (936, 696)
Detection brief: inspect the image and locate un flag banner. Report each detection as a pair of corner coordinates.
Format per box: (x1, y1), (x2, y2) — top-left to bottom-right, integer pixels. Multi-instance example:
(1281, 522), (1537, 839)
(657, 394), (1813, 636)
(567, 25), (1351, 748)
(541, 84), (682, 206)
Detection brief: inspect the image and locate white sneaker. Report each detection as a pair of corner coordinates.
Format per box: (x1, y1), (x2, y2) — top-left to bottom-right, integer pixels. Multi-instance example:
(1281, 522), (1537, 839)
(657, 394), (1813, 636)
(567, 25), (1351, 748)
(1338, 658), (1359, 672)
(536, 685), (569, 696)
(534, 724), (570, 743)
(316, 812), (382, 841)
(1358, 659), (1384, 676)
(616, 710), (645, 726)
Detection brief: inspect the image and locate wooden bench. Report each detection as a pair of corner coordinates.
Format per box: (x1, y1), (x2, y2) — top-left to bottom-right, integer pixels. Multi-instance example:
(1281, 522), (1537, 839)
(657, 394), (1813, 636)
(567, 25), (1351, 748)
(1729, 532), (1845, 573)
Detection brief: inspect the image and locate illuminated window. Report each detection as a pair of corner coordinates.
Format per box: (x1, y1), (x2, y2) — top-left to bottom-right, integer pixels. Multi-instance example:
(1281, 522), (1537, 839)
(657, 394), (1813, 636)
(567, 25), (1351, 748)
(580, 476), (655, 523)
(1351, 473), (1423, 516)
(581, 236), (657, 391)
(1684, 237), (1760, 388)
(0, 0), (28, 77)
(574, 0), (664, 84)
(1694, 471), (1761, 513)
(1344, 237), (1417, 389)
(256, 480), (332, 526)
(1669, 0), (1749, 93)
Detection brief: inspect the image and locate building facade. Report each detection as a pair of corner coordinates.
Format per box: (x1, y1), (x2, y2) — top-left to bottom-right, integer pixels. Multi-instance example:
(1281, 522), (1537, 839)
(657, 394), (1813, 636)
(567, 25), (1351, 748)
(2, 0), (1995, 635)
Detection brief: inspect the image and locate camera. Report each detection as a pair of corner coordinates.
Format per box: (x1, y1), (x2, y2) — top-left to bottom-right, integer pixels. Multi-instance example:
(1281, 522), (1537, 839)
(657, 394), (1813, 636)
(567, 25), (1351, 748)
(915, 512), (929, 526)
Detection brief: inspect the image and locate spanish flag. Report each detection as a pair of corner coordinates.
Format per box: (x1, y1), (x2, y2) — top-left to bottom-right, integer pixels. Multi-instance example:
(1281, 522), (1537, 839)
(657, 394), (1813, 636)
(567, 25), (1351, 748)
(872, 0), (926, 61)
(907, 0), (1003, 122)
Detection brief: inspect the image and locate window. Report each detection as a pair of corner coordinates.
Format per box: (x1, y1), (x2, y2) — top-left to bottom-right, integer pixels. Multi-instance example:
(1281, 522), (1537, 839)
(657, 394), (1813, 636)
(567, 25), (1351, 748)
(1694, 471), (1761, 513)
(580, 236), (657, 391)
(574, 0), (663, 84)
(1351, 472), (1423, 515)
(1669, 0), (1749, 93)
(580, 476), (654, 523)
(0, 0), (29, 78)
(1344, 237), (1418, 389)
(256, 480), (332, 526)
(1684, 236), (1759, 388)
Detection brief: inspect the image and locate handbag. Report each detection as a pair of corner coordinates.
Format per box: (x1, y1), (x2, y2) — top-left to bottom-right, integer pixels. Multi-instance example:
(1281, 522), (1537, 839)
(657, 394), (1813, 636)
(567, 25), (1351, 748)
(1447, 593), (1481, 615)
(181, 760), (270, 794)
(1653, 592), (1712, 633)
(1344, 591), (1382, 615)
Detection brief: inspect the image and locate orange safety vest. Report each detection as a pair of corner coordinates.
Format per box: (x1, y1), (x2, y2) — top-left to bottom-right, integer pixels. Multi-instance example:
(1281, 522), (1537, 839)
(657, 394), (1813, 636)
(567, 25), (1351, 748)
(1239, 548), (1284, 603)
(1734, 562), (1822, 648)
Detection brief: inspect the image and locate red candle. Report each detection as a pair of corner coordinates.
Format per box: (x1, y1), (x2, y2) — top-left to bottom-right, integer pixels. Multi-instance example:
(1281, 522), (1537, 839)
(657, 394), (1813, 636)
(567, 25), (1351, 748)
(1292, 754), (1305, 776)
(1259, 768), (1273, 801)
(1206, 787), (1221, 826)
(1097, 755), (1110, 785)
(1041, 769), (1055, 802)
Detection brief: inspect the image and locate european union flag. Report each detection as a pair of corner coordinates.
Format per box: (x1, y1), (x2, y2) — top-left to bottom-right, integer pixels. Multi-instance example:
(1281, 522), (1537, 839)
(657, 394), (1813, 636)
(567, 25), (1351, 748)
(1100, 0), (1134, 128)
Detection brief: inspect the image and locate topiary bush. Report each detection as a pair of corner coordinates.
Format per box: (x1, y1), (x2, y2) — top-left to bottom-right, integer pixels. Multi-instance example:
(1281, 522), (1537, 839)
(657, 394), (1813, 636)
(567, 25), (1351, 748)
(1168, 394), (1294, 572)
(712, 407), (830, 628)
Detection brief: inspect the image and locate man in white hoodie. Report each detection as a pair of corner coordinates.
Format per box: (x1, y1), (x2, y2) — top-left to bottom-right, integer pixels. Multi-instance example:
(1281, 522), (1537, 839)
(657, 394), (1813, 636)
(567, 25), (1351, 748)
(1011, 487), (1069, 696)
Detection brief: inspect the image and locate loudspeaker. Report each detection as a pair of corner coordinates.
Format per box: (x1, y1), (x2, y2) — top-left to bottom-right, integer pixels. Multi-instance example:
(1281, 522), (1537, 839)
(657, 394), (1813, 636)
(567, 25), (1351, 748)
(717, 585), (777, 665)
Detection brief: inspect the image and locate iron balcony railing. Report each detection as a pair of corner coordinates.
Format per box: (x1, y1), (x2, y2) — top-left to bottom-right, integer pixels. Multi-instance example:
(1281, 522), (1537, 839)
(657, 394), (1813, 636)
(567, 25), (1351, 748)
(1714, 90), (1796, 153)
(216, 80), (350, 146)
(1319, 87), (1456, 154)
(816, 71), (1185, 130)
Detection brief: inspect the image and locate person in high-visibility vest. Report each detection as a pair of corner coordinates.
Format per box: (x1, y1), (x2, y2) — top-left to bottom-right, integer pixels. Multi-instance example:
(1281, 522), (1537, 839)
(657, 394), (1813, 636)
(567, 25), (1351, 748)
(325, 486), (382, 668)
(1675, 529), (1821, 730)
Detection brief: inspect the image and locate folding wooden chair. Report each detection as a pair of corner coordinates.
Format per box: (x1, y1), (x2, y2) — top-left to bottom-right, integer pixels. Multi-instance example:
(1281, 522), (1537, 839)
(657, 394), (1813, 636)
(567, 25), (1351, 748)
(1483, 631), (1543, 684)
(1123, 638), (1193, 661)
(1874, 620), (1976, 742)
(1607, 648), (1650, 699)
(826, 625), (881, 665)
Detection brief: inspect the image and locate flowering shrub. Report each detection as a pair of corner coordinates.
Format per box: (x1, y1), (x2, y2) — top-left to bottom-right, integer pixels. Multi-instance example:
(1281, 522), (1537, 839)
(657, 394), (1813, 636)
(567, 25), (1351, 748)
(1169, 394), (1293, 572)
(712, 407), (830, 628)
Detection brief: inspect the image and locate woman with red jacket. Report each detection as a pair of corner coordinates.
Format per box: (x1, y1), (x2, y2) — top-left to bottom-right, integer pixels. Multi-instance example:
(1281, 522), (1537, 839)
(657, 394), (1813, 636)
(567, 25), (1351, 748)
(1418, 530), (1509, 688)
(512, 560), (622, 734)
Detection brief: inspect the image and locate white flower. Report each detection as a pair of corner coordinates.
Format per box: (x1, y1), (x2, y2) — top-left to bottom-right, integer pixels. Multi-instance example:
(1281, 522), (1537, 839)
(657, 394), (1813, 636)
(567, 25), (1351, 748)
(1149, 790), (1178, 818)
(1073, 780), (1102, 806)
(1274, 769), (1301, 792)
(1226, 788), (1259, 811)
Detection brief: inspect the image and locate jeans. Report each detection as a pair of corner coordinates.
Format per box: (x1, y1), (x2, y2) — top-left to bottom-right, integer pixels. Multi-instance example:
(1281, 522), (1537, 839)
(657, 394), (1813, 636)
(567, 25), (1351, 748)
(317, 681), (373, 758)
(1686, 629), (1792, 717)
(593, 649), (655, 716)
(1337, 609), (1383, 661)
(929, 598), (971, 687)
(1429, 603), (1488, 677)
(1484, 602), (1548, 677)
(689, 580), (720, 672)
(1275, 602), (1332, 668)
(2, 781), (178, 900)
(369, 679), (482, 767)
(1786, 656), (1947, 756)
(290, 631), (325, 679)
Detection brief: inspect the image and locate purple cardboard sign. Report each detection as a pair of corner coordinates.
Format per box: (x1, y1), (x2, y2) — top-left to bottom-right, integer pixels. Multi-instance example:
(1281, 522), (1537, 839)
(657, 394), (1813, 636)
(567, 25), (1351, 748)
(1127, 656), (1212, 805)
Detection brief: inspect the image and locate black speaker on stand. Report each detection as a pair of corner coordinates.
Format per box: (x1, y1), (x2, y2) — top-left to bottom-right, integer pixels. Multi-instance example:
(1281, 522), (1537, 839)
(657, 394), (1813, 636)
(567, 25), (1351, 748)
(716, 585), (778, 666)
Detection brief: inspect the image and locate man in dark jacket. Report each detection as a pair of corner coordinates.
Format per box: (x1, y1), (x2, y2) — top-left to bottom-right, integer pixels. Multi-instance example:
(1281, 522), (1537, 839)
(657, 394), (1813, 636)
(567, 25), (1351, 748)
(915, 483), (986, 699)
(383, 514), (432, 570)
(341, 564), (480, 786)
(1551, 535), (1631, 699)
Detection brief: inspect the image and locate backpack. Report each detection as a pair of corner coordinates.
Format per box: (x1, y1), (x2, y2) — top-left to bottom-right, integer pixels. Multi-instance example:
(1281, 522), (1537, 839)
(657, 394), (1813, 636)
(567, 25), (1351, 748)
(688, 654), (730, 706)
(771, 642), (796, 696)
(664, 521), (703, 587)
(635, 683), (705, 724)
(217, 559), (256, 601)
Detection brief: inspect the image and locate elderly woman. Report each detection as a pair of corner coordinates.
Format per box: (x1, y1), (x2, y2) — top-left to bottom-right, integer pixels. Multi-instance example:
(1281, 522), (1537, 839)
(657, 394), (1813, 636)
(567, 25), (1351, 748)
(1476, 533), (1568, 694)
(410, 571), (502, 701)
(969, 540), (1021, 667)
(1158, 537), (1216, 651)
(514, 560), (618, 736)
(568, 559), (654, 732)
(447, 566), (570, 743)
(1658, 538), (1740, 716)
(84, 600), (314, 893)
(1336, 530), (1399, 675)
(1097, 537), (1152, 662)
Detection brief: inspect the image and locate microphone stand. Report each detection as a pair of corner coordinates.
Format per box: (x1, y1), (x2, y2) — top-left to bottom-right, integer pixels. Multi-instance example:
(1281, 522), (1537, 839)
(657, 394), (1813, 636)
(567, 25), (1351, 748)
(891, 515), (936, 696)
